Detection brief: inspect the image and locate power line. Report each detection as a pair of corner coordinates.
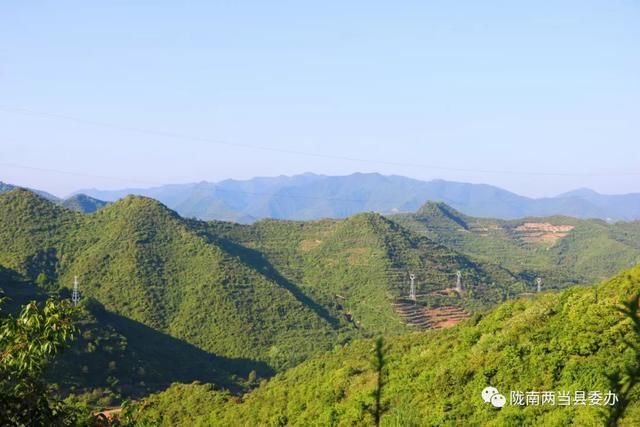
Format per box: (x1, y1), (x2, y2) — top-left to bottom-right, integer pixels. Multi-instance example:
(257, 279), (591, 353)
(0, 162), (164, 187)
(1, 105), (637, 177)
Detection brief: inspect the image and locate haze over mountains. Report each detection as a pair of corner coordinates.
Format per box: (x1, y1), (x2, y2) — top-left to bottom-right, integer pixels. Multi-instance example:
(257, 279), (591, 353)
(75, 173), (640, 222)
(3, 173), (640, 222)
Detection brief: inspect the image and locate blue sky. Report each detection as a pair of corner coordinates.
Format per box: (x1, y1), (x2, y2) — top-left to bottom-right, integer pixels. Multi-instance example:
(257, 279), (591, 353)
(0, 1), (638, 198)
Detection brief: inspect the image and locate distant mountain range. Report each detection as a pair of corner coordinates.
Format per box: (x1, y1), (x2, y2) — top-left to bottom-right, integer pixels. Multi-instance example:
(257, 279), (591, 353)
(3, 174), (639, 221)
(73, 173), (640, 222)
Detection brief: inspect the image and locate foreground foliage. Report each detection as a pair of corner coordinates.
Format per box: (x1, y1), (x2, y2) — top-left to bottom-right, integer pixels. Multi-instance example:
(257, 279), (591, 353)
(0, 296), (80, 426)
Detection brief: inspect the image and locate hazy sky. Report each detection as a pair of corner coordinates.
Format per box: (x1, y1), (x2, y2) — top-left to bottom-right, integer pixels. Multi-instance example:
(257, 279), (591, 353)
(1, 1), (638, 198)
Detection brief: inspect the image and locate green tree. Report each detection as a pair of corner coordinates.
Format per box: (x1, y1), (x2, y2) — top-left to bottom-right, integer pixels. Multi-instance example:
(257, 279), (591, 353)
(607, 292), (640, 427)
(0, 295), (78, 426)
(367, 337), (388, 426)
(35, 272), (48, 288)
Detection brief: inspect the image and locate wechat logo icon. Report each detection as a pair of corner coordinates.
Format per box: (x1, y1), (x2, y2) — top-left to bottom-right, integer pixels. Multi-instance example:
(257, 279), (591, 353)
(482, 386), (506, 408)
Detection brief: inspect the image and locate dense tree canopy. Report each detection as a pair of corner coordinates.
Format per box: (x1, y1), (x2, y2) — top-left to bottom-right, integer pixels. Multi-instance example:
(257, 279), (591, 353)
(124, 265), (640, 426)
(0, 296), (78, 426)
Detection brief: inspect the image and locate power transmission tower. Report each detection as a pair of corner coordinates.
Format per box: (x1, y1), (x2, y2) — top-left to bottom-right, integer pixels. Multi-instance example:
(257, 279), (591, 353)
(72, 276), (80, 307)
(456, 271), (463, 293)
(409, 273), (416, 302)
(536, 277), (542, 293)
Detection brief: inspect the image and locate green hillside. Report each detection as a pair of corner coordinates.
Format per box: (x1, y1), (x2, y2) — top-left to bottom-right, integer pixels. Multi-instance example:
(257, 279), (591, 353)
(0, 275), (263, 404)
(0, 189), (509, 390)
(392, 202), (640, 287)
(198, 213), (515, 333)
(126, 264), (640, 426)
(0, 189), (346, 374)
(0, 180), (60, 202)
(62, 194), (109, 213)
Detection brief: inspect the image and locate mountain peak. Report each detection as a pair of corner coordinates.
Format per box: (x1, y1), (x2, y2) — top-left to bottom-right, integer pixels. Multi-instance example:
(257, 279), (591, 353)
(62, 194), (108, 213)
(416, 201), (469, 229)
(102, 194), (180, 219)
(0, 182), (60, 202)
(557, 188), (600, 198)
(0, 187), (52, 204)
(0, 188), (73, 231)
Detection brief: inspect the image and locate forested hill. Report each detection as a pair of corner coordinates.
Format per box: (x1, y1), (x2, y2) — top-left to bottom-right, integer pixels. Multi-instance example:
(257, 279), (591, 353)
(4, 188), (640, 410)
(0, 181), (107, 213)
(0, 189), (508, 378)
(0, 189), (344, 372)
(392, 201), (640, 286)
(0, 272), (265, 401)
(0, 180), (60, 201)
(125, 264), (640, 426)
(61, 194), (109, 213)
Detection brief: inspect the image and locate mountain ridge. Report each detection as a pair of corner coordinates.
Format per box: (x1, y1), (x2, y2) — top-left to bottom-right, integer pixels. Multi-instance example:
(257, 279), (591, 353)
(393, 200), (640, 285)
(72, 173), (640, 222)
